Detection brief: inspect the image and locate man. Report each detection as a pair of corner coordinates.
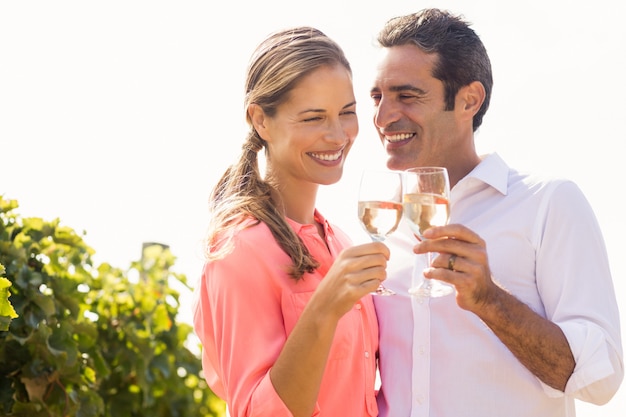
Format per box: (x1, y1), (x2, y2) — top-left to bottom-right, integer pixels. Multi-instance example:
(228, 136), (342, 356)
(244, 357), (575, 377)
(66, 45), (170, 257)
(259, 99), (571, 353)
(371, 8), (623, 416)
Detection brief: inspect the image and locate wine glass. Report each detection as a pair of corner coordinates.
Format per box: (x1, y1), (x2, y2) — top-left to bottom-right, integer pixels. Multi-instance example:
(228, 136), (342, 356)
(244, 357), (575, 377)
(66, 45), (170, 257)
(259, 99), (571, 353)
(357, 169), (403, 296)
(402, 167), (454, 298)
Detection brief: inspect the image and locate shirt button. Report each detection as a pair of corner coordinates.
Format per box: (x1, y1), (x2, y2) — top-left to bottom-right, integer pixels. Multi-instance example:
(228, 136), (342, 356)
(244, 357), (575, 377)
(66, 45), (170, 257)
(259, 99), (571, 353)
(416, 395), (425, 404)
(418, 345), (425, 355)
(364, 351), (370, 358)
(355, 303), (362, 310)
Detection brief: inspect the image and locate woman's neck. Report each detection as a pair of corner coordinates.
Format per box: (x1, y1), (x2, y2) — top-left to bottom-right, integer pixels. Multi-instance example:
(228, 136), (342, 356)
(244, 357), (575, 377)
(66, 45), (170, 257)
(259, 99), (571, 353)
(270, 182), (318, 225)
(270, 180), (327, 243)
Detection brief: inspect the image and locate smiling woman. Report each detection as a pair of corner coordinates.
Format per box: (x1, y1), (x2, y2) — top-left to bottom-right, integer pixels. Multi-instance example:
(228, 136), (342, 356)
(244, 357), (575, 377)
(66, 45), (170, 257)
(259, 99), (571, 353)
(256, 63), (358, 187)
(190, 26), (388, 417)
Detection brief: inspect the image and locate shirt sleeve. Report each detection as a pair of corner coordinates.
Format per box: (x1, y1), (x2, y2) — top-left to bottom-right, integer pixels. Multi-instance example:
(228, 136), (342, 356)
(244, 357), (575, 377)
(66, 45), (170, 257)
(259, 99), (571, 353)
(194, 227), (296, 417)
(535, 180), (624, 403)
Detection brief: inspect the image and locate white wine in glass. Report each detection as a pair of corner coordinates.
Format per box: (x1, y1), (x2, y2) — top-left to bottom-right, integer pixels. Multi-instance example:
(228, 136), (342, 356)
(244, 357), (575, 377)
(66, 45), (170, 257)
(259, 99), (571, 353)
(403, 167), (455, 298)
(357, 169), (403, 296)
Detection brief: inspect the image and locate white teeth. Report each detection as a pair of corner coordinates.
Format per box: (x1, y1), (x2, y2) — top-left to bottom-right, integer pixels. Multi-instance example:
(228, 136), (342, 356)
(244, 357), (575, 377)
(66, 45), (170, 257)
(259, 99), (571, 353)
(310, 150), (342, 161)
(385, 133), (413, 142)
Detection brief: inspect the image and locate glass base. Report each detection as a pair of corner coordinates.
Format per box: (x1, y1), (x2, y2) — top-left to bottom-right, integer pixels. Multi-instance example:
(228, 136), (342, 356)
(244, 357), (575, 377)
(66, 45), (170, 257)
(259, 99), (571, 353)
(373, 285), (395, 296)
(409, 279), (454, 298)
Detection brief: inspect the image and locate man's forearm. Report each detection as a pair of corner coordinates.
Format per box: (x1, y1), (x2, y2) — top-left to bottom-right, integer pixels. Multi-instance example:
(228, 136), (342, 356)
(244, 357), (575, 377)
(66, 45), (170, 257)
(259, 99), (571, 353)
(477, 288), (575, 391)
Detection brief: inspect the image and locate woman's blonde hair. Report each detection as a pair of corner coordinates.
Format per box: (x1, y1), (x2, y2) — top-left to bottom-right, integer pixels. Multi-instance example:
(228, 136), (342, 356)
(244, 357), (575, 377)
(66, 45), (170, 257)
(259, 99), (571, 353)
(204, 27), (352, 279)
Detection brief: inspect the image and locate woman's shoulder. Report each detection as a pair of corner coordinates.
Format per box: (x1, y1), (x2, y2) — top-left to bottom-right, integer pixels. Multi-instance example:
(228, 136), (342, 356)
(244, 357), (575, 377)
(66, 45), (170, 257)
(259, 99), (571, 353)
(236, 217), (274, 239)
(218, 218), (287, 262)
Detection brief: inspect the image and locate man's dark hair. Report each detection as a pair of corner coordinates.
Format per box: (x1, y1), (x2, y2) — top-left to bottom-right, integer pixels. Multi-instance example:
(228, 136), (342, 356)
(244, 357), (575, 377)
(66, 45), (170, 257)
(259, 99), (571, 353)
(377, 8), (493, 131)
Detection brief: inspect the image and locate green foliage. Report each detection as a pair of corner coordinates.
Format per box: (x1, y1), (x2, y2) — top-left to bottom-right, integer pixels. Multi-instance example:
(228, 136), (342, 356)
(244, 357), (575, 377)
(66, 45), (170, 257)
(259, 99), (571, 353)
(0, 271), (18, 332)
(0, 196), (225, 417)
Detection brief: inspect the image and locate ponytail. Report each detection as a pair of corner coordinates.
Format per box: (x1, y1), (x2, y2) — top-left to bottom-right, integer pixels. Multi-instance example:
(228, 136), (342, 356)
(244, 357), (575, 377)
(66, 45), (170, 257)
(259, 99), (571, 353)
(205, 129), (319, 279)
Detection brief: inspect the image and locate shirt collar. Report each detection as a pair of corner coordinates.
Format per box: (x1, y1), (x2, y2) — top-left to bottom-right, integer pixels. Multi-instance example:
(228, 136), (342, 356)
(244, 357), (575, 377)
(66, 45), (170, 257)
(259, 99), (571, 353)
(285, 209), (333, 236)
(458, 152), (509, 196)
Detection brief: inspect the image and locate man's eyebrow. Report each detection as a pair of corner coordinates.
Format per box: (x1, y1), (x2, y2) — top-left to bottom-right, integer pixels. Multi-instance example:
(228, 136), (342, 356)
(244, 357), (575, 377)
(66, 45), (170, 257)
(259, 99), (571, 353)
(390, 84), (427, 94)
(370, 84), (427, 95)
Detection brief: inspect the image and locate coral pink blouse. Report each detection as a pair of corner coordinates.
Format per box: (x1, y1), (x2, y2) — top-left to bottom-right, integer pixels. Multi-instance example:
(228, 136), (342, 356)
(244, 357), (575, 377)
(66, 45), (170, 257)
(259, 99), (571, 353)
(192, 211), (379, 417)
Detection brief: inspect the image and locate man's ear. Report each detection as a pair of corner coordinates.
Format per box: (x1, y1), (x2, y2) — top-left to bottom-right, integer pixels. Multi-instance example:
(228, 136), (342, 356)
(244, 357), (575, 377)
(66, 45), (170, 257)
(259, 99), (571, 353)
(248, 104), (271, 142)
(459, 81), (486, 118)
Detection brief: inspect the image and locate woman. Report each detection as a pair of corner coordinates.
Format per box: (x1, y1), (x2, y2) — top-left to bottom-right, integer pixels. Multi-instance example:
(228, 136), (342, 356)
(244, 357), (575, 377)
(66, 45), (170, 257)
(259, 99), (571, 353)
(192, 27), (387, 417)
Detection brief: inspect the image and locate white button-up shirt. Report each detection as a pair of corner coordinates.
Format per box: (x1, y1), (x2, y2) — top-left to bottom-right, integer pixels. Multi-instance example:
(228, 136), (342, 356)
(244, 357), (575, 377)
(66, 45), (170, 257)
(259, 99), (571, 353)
(374, 153), (623, 417)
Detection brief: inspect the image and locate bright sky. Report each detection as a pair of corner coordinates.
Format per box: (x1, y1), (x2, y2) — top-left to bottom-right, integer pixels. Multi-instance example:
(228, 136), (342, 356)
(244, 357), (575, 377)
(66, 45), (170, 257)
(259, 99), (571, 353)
(1, 1), (624, 414)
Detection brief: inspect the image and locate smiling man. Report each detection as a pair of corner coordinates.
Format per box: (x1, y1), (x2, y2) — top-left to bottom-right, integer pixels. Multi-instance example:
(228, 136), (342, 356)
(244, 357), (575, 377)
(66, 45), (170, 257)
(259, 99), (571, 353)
(370, 8), (623, 417)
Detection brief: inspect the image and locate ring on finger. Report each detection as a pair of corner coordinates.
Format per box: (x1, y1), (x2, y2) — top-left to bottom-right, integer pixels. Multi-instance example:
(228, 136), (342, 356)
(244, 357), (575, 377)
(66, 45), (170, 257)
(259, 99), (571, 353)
(448, 254), (457, 271)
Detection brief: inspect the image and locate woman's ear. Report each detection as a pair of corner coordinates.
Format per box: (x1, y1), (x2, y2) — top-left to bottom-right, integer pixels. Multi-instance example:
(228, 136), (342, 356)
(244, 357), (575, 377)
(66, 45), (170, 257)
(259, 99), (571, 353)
(248, 104), (271, 142)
